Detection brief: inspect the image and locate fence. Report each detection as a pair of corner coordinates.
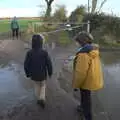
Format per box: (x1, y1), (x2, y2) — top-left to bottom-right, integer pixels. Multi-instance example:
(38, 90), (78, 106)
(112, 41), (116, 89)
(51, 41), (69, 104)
(30, 22), (87, 49)
(32, 22), (89, 34)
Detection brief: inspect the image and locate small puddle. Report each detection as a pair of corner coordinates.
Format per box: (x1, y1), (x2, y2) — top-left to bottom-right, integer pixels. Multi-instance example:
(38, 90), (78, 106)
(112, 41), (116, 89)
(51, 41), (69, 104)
(0, 61), (34, 112)
(0, 62), (21, 93)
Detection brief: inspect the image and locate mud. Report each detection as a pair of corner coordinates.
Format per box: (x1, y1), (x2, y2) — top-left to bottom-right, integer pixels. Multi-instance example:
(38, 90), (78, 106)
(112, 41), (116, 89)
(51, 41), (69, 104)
(0, 40), (120, 120)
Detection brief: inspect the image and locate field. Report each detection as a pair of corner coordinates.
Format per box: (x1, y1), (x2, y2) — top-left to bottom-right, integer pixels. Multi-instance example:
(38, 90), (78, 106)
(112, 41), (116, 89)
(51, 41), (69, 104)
(0, 18), (72, 46)
(0, 18), (40, 33)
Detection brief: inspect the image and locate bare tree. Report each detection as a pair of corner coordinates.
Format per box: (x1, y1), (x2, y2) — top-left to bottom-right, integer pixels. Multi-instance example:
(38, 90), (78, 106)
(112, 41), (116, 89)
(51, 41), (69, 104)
(45, 0), (54, 17)
(91, 0), (107, 13)
(98, 0), (107, 13)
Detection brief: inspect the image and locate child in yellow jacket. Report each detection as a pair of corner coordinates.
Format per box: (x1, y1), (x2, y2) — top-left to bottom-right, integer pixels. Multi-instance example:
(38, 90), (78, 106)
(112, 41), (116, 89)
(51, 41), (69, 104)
(73, 32), (103, 120)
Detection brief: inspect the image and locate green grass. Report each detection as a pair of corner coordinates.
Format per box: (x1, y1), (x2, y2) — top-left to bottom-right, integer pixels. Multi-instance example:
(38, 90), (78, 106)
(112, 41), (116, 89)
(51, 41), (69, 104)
(0, 19), (40, 33)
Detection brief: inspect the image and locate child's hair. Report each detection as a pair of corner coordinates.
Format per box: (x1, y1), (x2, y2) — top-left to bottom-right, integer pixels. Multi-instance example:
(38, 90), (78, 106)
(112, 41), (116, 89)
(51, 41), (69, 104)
(75, 31), (94, 44)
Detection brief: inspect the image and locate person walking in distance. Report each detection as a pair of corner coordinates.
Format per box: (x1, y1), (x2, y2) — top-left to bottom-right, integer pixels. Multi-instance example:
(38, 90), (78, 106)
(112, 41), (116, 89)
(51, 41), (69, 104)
(11, 16), (19, 40)
(24, 34), (53, 108)
(72, 32), (104, 120)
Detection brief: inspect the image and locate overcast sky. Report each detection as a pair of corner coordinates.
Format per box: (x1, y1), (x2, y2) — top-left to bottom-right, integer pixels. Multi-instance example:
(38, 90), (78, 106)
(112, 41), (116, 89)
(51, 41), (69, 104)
(0, 0), (120, 17)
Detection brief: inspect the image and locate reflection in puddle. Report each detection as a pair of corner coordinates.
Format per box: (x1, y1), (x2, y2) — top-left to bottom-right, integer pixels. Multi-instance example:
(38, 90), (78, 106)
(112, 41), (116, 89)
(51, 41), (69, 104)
(98, 52), (120, 120)
(0, 61), (34, 112)
(0, 61), (33, 94)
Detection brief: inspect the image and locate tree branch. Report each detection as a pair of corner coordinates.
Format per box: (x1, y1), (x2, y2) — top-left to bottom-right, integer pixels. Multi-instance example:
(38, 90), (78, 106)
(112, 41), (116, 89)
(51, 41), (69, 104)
(98, 0), (107, 13)
(49, 0), (54, 5)
(91, 0), (98, 13)
(45, 0), (54, 5)
(44, 0), (54, 17)
(45, 0), (49, 4)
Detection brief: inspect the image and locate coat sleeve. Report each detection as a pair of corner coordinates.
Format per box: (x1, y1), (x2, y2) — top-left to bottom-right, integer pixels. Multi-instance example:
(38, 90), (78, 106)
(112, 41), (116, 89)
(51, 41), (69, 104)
(73, 54), (90, 88)
(24, 51), (31, 77)
(45, 52), (53, 77)
(17, 21), (19, 29)
(11, 21), (13, 29)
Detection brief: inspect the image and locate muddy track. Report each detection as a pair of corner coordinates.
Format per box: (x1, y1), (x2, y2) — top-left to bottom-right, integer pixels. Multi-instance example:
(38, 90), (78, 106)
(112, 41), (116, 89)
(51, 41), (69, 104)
(0, 40), (108, 120)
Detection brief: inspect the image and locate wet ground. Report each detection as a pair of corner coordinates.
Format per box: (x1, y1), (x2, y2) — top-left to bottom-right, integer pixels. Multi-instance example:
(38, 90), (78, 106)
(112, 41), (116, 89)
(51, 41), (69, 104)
(0, 40), (120, 120)
(0, 40), (81, 120)
(97, 52), (120, 120)
(58, 51), (120, 120)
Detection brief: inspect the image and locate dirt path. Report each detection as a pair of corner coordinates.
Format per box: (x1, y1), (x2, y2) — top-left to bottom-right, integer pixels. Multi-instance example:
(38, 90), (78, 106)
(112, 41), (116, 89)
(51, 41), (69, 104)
(0, 40), (108, 120)
(0, 40), (81, 120)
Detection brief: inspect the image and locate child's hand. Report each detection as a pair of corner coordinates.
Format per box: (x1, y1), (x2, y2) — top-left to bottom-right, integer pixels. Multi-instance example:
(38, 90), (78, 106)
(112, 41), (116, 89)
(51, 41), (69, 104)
(24, 75), (30, 80)
(26, 73), (31, 78)
(74, 89), (78, 91)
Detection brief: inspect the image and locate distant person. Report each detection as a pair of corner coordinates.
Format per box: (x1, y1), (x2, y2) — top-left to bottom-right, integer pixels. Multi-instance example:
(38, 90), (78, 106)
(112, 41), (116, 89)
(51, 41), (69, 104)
(72, 32), (104, 120)
(24, 34), (53, 109)
(11, 16), (19, 39)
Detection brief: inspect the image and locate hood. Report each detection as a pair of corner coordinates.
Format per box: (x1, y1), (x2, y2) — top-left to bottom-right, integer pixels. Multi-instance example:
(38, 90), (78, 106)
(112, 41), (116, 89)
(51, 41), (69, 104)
(77, 43), (100, 59)
(32, 34), (43, 49)
(88, 43), (99, 58)
(77, 44), (93, 53)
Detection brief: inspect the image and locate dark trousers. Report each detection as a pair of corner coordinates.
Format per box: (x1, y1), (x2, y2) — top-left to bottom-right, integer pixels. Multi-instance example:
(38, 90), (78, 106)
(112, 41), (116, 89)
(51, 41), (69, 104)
(12, 28), (19, 39)
(80, 89), (92, 120)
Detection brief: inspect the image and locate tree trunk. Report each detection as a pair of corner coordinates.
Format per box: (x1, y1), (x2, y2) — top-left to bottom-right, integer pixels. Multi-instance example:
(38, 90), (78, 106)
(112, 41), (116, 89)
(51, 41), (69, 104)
(44, 0), (54, 19)
(45, 3), (51, 18)
(91, 0), (98, 13)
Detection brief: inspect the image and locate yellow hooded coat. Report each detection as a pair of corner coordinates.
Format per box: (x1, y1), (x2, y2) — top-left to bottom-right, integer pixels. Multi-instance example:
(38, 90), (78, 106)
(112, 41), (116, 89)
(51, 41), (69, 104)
(72, 44), (104, 91)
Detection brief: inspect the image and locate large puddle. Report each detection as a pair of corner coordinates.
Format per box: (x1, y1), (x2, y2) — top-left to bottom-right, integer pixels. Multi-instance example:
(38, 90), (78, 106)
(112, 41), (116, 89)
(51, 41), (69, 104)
(0, 61), (33, 114)
(1, 51), (120, 120)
